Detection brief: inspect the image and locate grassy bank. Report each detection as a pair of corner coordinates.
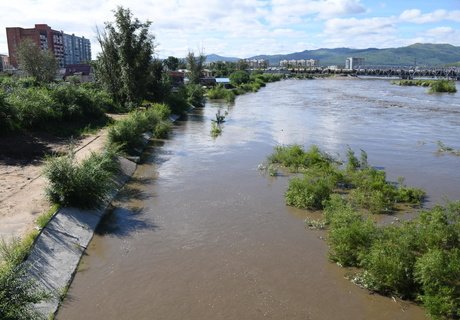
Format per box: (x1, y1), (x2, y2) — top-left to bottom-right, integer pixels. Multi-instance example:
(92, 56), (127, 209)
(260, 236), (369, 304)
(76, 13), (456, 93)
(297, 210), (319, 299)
(392, 79), (457, 93)
(0, 93), (179, 317)
(0, 223), (52, 319)
(0, 78), (116, 137)
(206, 73), (283, 102)
(266, 145), (460, 319)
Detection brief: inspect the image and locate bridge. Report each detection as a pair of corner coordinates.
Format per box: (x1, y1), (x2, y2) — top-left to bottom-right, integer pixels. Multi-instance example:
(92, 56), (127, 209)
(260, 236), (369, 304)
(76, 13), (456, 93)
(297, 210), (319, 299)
(276, 66), (460, 80)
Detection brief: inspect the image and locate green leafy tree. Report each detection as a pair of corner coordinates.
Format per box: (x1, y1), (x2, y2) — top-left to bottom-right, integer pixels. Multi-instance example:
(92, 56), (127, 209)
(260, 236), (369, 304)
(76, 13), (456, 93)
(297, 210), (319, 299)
(229, 70), (250, 86)
(95, 6), (156, 108)
(16, 39), (58, 83)
(163, 56), (179, 71)
(186, 51), (206, 85)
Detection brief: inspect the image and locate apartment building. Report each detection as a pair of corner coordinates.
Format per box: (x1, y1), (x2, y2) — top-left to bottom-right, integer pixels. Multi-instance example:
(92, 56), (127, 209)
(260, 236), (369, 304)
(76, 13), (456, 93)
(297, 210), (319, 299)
(6, 24), (91, 68)
(345, 57), (365, 70)
(63, 33), (91, 65)
(279, 59), (320, 67)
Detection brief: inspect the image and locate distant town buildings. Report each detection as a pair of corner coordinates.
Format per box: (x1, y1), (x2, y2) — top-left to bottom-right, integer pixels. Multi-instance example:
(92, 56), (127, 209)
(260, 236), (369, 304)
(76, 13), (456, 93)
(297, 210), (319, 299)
(345, 57), (365, 70)
(243, 59), (268, 69)
(279, 59), (319, 67)
(6, 24), (91, 68)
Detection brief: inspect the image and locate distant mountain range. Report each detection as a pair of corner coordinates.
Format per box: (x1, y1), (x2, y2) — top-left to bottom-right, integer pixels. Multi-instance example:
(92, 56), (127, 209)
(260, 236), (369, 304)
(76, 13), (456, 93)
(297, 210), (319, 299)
(207, 43), (460, 67)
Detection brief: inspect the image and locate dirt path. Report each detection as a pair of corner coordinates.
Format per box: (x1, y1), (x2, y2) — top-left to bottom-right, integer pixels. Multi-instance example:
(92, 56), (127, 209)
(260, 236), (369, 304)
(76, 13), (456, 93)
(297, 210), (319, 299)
(0, 129), (109, 241)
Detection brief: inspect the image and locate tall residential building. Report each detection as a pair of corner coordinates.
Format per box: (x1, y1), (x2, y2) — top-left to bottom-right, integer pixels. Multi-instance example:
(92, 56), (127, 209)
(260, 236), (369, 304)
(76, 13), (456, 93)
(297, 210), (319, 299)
(6, 24), (91, 68)
(345, 57), (365, 70)
(6, 24), (64, 68)
(63, 33), (91, 65)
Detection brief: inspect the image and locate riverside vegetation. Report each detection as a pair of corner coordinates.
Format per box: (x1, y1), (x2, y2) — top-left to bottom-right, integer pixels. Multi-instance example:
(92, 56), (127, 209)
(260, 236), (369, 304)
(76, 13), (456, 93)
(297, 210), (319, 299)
(267, 145), (459, 319)
(0, 6), (207, 318)
(206, 72), (283, 103)
(392, 79), (457, 93)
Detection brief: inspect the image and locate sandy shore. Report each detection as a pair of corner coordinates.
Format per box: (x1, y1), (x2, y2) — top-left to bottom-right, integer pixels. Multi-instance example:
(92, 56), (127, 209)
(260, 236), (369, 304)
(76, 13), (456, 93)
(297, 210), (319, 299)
(0, 129), (109, 241)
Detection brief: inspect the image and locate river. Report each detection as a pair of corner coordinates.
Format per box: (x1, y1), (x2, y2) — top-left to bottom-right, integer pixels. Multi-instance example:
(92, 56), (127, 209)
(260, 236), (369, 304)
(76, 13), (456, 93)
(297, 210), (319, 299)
(57, 79), (459, 319)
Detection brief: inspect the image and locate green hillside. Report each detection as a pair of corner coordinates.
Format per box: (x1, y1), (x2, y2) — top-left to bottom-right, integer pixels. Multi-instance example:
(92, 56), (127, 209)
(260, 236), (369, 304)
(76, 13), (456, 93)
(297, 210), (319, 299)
(249, 43), (460, 67)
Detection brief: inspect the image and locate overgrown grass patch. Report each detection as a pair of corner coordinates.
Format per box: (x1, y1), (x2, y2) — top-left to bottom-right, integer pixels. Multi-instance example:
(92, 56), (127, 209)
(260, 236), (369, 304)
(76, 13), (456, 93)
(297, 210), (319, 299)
(108, 104), (172, 153)
(207, 85), (235, 103)
(268, 145), (335, 173)
(392, 79), (457, 93)
(1, 80), (115, 136)
(43, 148), (120, 209)
(0, 232), (48, 320)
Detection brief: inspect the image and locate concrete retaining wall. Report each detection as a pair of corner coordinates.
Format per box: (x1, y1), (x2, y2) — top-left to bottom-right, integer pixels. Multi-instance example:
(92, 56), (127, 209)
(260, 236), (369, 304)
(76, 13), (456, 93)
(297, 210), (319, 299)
(25, 156), (137, 317)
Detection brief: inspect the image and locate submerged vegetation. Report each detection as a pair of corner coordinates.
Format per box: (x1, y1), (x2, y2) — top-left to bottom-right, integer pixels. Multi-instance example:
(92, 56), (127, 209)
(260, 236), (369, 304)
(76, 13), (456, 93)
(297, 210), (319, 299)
(265, 144), (460, 319)
(393, 79), (457, 93)
(437, 141), (460, 156)
(268, 145), (424, 213)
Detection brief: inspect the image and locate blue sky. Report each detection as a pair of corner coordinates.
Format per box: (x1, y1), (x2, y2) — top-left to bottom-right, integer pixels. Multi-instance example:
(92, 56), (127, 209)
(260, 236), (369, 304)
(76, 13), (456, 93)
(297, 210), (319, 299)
(1, 0), (459, 58)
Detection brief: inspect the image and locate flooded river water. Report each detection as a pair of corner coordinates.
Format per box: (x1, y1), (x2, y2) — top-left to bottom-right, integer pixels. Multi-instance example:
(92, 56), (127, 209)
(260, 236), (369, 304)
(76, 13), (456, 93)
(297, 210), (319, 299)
(57, 79), (459, 319)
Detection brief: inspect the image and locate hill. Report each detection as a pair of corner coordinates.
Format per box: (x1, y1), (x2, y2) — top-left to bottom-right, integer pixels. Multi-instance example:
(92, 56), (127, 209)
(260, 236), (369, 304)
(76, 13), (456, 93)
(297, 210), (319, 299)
(245, 43), (460, 67)
(205, 54), (240, 63)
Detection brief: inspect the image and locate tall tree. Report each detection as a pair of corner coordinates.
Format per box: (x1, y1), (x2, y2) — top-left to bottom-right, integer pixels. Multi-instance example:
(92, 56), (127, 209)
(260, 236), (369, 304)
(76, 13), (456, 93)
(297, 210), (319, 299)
(95, 6), (155, 108)
(17, 39), (58, 83)
(163, 56), (179, 71)
(186, 51), (206, 85)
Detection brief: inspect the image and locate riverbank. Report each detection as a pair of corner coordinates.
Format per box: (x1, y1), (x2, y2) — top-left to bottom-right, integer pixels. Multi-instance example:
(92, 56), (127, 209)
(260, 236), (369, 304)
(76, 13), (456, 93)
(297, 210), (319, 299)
(0, 128), (110, 241)
(27, 154), (137, 317)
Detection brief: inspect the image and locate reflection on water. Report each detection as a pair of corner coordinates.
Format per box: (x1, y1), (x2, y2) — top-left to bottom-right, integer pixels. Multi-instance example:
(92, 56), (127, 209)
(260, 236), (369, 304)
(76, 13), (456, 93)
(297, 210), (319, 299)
(57, 79), (459, 320)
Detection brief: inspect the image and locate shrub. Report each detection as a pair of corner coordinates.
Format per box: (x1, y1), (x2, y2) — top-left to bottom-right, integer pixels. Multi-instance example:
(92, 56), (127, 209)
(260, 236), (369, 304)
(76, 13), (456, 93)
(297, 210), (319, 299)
(429, 80), (457, 93)
(414, 249), (460, 319)
(0, 91), (18, 134)
(361, 224), (419, 298)
(43, 149), (119, 208)
(7, 86), (56, 129)
(108, 107), (171, 152)
(49, 84), (106, 121)
(285, 175), (334, 210)
(207, 85), (235, 103)
(328, 207), (377, 267)
(268, 144), (334, 172)
(229, 70), (250, 86)
(166, 92), (190, 115)
(185, 83), (205, 107)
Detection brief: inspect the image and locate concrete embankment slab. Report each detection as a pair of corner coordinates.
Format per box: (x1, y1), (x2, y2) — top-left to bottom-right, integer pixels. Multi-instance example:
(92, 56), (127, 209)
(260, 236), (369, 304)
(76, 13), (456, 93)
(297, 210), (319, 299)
(25, 156), (136, 317)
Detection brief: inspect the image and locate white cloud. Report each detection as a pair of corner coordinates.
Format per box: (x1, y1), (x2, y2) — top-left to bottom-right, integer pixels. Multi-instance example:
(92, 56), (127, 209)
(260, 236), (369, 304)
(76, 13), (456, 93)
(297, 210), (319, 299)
(322, 17), (398, 47)
(0, 1), (459, 58)
(268, 0), (366, 25)
(399, 9), (460, 24)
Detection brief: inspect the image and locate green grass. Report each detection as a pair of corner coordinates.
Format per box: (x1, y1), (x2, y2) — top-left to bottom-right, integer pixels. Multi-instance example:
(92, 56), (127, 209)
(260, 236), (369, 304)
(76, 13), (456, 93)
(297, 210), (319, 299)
(207, 85), (235, 103)
(0, 232), (48, 320)
(268, 145), (335, 173)
(43, 148), (120, 209)
(108, 104), (172, 153)
(393, 79), (457, 93)
(35, 204), (60, 229)
(268, 145), (424, 214)
(0, 80), (115, 136)
(429, 80), (457, 93)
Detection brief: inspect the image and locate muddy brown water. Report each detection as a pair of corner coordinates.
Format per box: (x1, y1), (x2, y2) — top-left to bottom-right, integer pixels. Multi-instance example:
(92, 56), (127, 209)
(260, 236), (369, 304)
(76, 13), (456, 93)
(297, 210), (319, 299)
(57, 79), (459, 319)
